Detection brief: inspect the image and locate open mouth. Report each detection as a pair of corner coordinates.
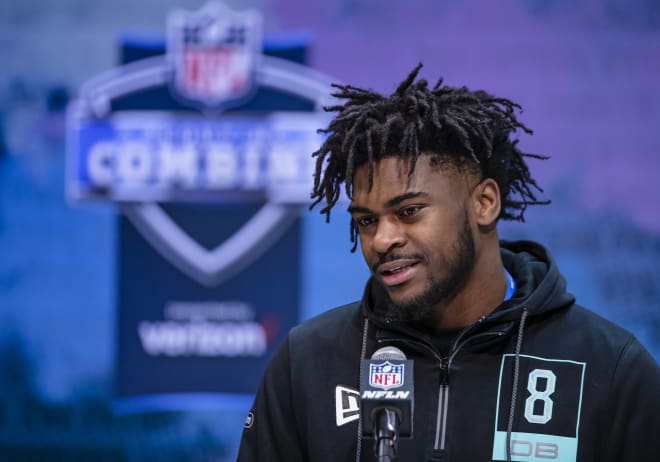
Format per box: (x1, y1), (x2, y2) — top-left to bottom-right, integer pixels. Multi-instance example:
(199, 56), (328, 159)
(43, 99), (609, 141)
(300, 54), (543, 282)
(377, 259), (420, 286)
(381, 262), (418, 275)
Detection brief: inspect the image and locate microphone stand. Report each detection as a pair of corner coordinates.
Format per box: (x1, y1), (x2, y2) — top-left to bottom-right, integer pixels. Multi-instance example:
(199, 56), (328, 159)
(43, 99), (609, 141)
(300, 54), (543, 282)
(374, 408), (399, 462)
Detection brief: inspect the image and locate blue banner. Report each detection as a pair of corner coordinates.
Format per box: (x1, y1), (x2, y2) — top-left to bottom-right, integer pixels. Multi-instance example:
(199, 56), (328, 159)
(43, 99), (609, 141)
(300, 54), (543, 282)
(64, 2), (338, 411)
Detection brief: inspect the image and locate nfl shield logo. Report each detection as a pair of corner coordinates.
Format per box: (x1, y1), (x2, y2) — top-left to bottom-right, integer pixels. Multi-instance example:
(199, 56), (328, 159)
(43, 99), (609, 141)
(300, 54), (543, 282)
(167, 2), (262, 110)
(369, 361), (405, 390)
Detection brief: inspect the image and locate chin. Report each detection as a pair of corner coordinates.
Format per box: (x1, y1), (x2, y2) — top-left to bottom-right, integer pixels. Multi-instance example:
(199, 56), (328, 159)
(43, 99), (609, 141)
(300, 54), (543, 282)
(386, 289), (420, 308)
(385, 287), (438, 322)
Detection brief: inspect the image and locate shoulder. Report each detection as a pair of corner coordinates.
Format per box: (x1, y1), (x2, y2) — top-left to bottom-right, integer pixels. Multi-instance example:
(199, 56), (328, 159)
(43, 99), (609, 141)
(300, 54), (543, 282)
(537, 303), (655, 369)
(562, 304), (634, 343)
(257, 303), (363, 386)
(281, 301), (369, 370)
(289, 301), (363, 345)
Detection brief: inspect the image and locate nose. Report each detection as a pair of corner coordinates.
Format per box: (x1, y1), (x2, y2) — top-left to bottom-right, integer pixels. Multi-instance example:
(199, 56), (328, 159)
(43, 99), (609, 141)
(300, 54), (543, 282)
(371, 216), (406, 254)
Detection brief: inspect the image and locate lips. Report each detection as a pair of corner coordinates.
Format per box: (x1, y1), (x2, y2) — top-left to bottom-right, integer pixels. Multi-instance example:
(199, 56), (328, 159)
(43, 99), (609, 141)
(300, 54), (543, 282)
(376, 259), (420, 286)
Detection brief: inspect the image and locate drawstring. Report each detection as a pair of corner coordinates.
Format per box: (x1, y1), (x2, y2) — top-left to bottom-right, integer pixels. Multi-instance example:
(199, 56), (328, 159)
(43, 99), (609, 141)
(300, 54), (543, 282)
(356, 318), (370, 462)
(506, 308), (529, 462)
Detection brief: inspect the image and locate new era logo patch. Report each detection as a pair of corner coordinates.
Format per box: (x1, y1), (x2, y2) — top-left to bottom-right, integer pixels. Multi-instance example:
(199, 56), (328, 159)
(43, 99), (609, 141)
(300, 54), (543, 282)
(335, 385), (360, 427)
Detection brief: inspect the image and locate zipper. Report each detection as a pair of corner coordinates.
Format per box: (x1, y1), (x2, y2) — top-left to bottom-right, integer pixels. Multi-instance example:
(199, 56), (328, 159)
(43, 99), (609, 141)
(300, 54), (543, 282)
(434, 362), (450, 450)
(432, 330), (505, 451)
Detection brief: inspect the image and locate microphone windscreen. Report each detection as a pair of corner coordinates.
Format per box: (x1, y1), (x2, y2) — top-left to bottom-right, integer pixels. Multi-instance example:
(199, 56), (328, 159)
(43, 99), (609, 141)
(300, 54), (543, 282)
(371, 346), (406, 361)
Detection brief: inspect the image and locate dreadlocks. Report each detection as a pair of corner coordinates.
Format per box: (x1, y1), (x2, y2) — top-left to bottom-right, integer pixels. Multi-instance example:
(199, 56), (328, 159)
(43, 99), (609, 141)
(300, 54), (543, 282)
(310, 63), (549, 247)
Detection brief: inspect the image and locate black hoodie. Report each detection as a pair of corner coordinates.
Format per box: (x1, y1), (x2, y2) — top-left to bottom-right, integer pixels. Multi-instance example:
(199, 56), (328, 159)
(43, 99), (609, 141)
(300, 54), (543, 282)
(238, 241), (660, 461)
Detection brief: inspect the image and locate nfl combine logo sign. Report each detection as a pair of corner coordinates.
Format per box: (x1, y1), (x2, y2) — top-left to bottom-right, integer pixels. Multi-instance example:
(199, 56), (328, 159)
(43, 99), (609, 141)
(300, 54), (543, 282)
(66, 0), (337, 408)
(167, 2), (262, 110)
(369, 362), (404, 390)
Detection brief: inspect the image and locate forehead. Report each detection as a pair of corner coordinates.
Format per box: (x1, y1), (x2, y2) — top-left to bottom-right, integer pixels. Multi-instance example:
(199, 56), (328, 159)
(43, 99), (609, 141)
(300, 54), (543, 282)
(350, 156), (467, 204)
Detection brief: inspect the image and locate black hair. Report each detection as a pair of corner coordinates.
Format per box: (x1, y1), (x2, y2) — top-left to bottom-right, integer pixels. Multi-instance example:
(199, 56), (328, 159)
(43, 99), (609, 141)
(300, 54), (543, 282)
(310, 63), (549, 247)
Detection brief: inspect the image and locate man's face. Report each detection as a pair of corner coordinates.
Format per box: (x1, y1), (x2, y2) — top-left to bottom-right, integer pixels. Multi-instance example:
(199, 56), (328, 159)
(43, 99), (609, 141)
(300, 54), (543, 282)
(348, 156), (478, 320)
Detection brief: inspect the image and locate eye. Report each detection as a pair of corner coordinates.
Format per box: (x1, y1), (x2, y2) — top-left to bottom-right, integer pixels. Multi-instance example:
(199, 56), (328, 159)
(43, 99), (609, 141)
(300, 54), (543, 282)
(353, 215), (376, 229)
(399, 205), (423, 218)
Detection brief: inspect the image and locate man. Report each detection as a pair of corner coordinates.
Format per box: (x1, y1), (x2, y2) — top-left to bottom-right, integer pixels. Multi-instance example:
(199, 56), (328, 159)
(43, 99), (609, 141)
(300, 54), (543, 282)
(238, 64), (660, 461)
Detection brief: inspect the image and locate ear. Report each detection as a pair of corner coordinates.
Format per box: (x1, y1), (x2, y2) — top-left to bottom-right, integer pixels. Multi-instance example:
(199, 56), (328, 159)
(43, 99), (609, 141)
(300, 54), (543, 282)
(471, 178), (501, 228)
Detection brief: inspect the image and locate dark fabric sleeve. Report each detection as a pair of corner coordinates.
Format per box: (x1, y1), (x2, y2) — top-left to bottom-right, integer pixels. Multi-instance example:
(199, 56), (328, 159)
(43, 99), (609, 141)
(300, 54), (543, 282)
(603, 336), (660, 461)
(236, 336), (305, 462)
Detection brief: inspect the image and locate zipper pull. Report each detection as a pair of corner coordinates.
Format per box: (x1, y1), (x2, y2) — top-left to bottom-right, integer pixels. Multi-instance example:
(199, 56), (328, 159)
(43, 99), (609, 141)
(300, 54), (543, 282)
(439, 361), (449, 385)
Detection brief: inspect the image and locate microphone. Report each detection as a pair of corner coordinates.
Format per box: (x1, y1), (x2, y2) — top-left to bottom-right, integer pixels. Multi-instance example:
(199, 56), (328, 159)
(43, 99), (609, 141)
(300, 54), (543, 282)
(360, 346), (414, 461)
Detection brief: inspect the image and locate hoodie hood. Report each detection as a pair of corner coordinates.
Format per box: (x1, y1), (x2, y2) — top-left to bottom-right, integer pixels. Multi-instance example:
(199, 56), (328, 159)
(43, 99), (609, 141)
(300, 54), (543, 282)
(361, 240), (575, 326)
(494, 240), (575, 322)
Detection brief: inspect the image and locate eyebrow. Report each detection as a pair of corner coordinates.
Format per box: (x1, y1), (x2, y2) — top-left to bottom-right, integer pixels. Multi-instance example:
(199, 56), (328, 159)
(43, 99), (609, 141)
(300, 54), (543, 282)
(347, 191), (429, 214)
